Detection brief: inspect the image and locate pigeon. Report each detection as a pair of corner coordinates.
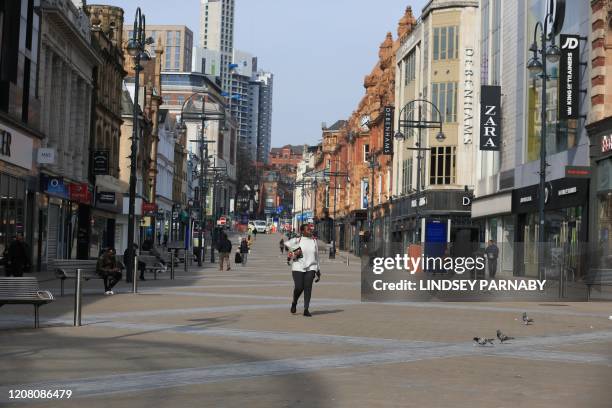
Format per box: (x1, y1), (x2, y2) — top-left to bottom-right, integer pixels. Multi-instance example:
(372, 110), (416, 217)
(522, 312), (534, 325)
(497, 329), (514, 343)
(473, 337), (495, 346)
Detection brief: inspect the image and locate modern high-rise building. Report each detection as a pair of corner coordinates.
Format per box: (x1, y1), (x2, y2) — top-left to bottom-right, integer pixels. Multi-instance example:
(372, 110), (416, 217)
(200, 0), (235, 91)
(124, 25), (193, 72)
(255, 71), (273, 164)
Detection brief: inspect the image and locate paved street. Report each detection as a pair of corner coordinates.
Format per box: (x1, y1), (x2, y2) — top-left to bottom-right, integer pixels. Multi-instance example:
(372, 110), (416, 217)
(1, 233), (612, 407)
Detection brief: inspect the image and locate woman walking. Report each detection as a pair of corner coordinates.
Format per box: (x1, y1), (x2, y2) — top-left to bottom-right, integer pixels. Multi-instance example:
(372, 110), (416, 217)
(286, 224), (320, 317)
(240, 237), (249, 266)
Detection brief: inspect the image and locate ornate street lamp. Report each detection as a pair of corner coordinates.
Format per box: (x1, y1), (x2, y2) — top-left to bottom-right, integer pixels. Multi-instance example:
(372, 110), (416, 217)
(394, 99), (445, 243)
(126, 8), (153, 292)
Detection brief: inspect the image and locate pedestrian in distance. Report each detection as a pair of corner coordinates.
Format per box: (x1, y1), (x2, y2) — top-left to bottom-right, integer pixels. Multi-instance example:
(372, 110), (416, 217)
(216, 232), (232, 271)
(485, 239), (499, 279)
(240, 237), (249, 266)
(96, 247), (122, 295)
(252, 228), (258, 241)
(234, 249), (242, 265)
(279, 238), (285, 254)
(286, 224), (321, 317)
(4, 234), (30, 277)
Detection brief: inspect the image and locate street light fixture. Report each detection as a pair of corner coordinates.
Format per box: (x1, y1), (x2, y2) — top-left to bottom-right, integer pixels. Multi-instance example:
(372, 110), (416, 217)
(526, 9), (560, 281)
(177, 92), (226, 267)
(126, 7), (151, 292)
(395, 99), (445, 244)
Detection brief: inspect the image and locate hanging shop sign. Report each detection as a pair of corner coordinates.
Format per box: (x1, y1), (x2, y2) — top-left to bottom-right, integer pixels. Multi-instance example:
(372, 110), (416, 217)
(97, 191), (116, 204)
(602, 134), (612, 154)
(382, 106), (394, 155)
(37, 148), (56, 164)
(41, 174), (69, 199)
(69, 183), (92, 204)
(559, 34), (580, 120)
(142, 202), (158, 217)
(92, 150), (110, 175)
(479, 85), (502, 151)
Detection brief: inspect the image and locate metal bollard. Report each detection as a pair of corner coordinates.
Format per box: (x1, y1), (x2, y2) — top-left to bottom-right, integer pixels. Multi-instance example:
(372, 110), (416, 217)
(132, 255), (138, 293)
(346, 255), (350, 267)
(183, 249), (187, 275)
(74, 269), (82, 326)
(170, 252), (175, 280)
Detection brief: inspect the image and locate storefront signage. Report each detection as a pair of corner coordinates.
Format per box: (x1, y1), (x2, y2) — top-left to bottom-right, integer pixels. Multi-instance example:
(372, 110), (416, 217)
(69, 183), (91, 204)
(559, 34), (580, 120)
(92, 150), (110, 175)
(558, 186), (577, 197)
(142, 202), (157, 216)
(361, 179), (369, 209)
(479, 85), (501, 151)
(602, 134), (612, 154)
(462, 196), (472, 206)
(565, 166), (591, 179)
(97, 191), (116, 204)
(382, 106), (394, 155)
(519, 196), (532, 204)
(463, 48), (475, 144)
(0, 122), (33, 169)
(41, 174), (69, 199)
(37, 148), (55, 164)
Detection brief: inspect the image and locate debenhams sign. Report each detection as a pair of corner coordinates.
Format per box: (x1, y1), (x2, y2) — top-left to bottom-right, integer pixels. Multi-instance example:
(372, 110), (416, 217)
(463, 48), (475, 144)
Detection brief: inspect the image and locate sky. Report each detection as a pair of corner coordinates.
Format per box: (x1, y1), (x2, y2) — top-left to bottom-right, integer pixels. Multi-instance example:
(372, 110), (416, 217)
(101, 0), (427, 147)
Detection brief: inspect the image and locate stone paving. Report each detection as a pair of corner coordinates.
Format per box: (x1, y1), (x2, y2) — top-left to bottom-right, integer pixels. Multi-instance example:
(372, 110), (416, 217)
(1, 234), (612, 407)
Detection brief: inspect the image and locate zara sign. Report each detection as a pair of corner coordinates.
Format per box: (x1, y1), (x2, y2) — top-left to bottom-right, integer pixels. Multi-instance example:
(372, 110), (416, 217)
(479, 85), (502, 151)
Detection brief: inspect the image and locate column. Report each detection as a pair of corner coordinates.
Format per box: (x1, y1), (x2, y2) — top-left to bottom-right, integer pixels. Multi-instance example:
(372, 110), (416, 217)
(69, 73), (79, 180)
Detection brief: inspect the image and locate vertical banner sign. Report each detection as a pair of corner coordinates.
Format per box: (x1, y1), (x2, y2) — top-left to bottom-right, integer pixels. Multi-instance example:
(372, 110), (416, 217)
(360, 179), (369, 209)
(559, 34), (580, 120)
(479, 85), (501, 151)
(92, 150), (110, 175)
(382, 106), (394, 155)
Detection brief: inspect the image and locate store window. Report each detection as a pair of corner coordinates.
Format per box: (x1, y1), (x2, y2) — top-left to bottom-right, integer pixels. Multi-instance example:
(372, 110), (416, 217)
(433, 26), (459, 61)
(431, 82), (457, 123)
(0, 174), (26, 256)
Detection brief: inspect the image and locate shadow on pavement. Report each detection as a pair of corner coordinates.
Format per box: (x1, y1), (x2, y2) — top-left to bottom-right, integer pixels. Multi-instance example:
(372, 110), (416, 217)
(0, 330), (333, 408)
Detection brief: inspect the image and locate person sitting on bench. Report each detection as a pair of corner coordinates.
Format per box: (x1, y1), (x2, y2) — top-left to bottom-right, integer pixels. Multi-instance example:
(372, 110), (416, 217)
(96, 247), (122, 295)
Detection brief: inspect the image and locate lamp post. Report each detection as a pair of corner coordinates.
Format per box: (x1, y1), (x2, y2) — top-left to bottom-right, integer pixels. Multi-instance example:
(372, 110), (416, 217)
(526, 12), (561, 281)
(394, 99), (445, 244)
(125, 8), (153, 290)
(324, 160), (348, 258)
(176, 92), (226, 267)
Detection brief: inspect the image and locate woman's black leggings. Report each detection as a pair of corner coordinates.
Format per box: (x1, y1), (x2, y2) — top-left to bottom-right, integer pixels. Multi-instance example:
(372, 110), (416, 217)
(103, 271), (122, 292)
(292, 270), (316, 310)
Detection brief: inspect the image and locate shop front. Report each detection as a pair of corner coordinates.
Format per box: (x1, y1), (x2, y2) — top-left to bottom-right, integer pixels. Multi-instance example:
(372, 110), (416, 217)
(588, 117), (612, 270)
(0, 120), (38, 269)
(512, 178), (589, 279)
(391, 190), (476, 256)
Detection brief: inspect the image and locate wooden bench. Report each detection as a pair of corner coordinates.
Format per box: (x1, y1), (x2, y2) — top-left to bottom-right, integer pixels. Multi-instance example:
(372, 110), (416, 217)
(0, 277), (54, 328)
(586, 269), (612, 300)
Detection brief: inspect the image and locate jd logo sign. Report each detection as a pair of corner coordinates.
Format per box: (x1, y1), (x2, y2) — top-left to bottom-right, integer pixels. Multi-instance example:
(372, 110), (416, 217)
(479, 85), (502, 151)
(559, 34), (580, 120)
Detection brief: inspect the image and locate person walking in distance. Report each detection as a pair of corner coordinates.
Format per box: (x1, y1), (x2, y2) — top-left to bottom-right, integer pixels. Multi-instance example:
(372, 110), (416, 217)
(485, 240), (499, 279)
(239, 237), (249, 266)
(96, 247), (122, 295)
(279, 238), (285, 254)
(216, 232), (232, 271)
(5, 234), (30, 277)
(286, 224), (320, 317)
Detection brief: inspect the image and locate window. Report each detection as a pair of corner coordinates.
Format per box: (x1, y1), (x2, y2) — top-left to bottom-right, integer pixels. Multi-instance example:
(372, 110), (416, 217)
(177, 95), (185, 106)
(433, 26), (459, 60)
(429, 146), (456, 185)
(402, 158), (413, 194)
(431, 82), (457, 122)
(404, 49), (416, 85)
(363, 144), (370, 162)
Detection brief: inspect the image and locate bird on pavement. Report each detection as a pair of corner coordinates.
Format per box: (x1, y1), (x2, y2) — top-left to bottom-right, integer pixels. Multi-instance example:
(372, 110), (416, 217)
(497, 329), (514, 343)
(473, 337), (495, 346)
(522, 312), (534, 325)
